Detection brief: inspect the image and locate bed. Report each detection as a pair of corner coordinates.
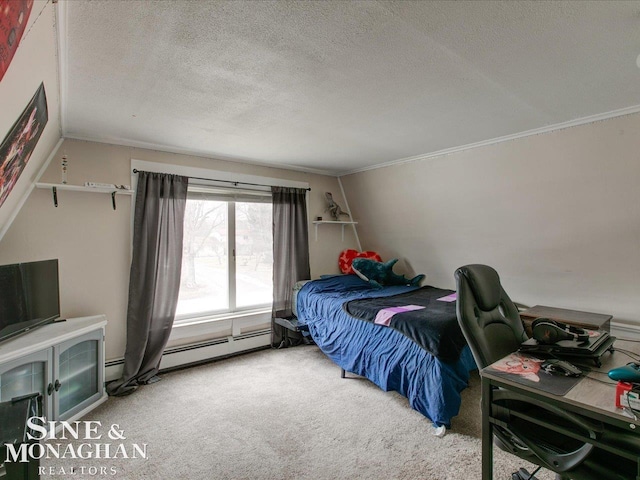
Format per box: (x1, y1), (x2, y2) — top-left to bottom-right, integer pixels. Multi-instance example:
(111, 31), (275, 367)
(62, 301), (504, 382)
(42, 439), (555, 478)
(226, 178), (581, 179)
(293, 274), (477, 429)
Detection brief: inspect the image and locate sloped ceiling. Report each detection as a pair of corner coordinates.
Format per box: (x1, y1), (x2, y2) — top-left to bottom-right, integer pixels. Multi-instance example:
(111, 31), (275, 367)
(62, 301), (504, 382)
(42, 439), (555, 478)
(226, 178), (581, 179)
(0, 0), (61, 240)
(60, 0), (640, 174)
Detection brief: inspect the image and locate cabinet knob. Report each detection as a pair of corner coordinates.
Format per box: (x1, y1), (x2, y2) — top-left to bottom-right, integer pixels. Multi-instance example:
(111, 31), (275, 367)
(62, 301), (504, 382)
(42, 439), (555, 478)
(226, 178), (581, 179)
(47, 383), (54, 395)
(54, 380), (62, 392)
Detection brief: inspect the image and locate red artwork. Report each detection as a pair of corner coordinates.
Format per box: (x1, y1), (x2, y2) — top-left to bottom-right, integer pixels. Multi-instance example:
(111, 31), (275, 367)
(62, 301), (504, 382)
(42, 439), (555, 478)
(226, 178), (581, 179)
(0, 0), (33, 82)
(0, 82), (48, 208)
(338, 249), (382, 274)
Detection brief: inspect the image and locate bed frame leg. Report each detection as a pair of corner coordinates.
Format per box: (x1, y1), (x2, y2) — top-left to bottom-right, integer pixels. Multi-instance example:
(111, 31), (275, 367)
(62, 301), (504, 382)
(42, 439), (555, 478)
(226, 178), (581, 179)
(340, 368), (346, 378)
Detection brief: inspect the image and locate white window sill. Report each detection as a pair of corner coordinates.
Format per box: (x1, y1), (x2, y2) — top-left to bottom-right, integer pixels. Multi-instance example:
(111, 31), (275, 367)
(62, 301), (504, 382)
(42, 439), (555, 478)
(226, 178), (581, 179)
(170, 308), (271, 342)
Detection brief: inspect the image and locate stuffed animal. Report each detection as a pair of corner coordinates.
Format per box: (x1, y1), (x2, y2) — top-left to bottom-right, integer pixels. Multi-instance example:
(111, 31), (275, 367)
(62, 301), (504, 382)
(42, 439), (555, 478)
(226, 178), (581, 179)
(338, 249), (382, 274)
(325, 192), (350, 221)
(352, 258), (425, 289)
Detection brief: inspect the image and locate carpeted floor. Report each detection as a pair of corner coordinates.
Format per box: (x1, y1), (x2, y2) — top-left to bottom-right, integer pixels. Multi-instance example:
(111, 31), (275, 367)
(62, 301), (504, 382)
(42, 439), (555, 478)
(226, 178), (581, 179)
(41, 345), (555, 479)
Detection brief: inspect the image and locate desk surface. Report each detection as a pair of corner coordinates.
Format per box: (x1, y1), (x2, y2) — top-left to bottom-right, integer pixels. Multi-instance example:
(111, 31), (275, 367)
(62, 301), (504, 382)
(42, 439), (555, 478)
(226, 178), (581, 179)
(519, 305), (612, 329)
(482, 339), (640, 429)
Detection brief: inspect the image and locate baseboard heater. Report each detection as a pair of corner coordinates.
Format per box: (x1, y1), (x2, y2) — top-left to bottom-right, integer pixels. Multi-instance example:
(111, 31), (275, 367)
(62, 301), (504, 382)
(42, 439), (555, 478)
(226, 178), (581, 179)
(105, 329), (271, 381)
(164, 336), (231, 355)
(612, 321), (640, 341)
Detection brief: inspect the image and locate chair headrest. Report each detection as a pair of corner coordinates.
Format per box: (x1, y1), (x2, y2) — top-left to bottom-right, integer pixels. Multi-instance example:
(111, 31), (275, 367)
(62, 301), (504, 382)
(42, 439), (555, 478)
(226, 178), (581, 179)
(458, 264), (502, 311)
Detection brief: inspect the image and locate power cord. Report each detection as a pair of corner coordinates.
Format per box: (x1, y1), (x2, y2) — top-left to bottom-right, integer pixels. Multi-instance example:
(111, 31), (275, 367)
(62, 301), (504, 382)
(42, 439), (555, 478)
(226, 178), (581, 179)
(584, 374), (617, 386)
(623, 388), (640, 421)
(612, 347), (640, 362)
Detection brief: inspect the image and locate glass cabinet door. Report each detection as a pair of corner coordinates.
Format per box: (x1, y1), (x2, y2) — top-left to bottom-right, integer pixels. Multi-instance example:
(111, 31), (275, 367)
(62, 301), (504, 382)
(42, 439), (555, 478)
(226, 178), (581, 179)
(0, 348), (52, 419)
(54, 329), (104, 421)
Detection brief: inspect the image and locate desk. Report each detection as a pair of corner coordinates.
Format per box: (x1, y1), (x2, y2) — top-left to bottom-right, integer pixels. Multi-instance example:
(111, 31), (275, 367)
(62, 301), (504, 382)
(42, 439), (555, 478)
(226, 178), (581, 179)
(481, 340), (640, 480)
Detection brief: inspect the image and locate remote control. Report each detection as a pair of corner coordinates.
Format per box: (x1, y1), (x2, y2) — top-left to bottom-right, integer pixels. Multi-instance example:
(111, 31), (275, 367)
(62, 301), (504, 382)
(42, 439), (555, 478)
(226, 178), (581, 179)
(608, 362), (640, 383)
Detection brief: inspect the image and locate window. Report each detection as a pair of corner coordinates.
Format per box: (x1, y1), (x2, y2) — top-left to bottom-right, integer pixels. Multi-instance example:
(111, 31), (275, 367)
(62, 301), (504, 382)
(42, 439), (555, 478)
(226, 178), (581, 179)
(175, 185), (273, 322)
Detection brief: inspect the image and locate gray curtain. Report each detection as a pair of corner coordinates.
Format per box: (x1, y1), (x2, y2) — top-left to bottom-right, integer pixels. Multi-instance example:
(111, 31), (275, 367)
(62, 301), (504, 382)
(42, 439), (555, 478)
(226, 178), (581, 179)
(107, 171), (188, 396)
(271, 186), (310, 348)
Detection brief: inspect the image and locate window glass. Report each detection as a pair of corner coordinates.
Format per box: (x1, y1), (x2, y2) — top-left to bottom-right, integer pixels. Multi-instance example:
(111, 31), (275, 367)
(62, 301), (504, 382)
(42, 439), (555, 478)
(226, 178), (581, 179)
(177, 197), (229, 317)
(235, 202), (273, 308)
(176, 189), (272, 321)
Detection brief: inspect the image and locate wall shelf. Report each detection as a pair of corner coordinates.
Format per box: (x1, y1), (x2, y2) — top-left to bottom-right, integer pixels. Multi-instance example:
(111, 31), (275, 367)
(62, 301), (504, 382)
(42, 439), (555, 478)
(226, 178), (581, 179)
(312, 220), (358, 242)
(36, 182), (134, 210)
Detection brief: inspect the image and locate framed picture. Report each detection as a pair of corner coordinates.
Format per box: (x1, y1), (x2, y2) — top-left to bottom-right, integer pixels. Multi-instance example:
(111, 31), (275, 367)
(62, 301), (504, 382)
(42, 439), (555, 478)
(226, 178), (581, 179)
(0, 82), (48, 208)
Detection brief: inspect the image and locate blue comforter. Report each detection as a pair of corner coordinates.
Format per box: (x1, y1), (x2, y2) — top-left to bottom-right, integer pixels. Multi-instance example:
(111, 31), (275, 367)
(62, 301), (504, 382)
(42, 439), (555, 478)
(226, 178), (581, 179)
(296, 274), (476, 428)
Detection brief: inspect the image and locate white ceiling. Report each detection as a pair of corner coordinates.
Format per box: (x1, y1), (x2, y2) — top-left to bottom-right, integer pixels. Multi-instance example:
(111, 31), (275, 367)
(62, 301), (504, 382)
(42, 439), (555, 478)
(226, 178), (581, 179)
(59, 0), (640, 175)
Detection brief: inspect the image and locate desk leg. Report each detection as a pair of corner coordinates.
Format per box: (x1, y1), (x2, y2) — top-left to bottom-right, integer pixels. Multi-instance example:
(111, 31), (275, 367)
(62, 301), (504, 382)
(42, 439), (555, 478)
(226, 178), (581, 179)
(481, 376), (493, 480)
(5, 455), (40, 480)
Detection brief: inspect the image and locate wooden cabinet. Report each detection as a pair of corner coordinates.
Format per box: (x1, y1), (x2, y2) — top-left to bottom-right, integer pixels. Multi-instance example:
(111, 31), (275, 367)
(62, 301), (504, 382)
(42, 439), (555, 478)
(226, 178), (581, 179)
(0, 316), (107, 425)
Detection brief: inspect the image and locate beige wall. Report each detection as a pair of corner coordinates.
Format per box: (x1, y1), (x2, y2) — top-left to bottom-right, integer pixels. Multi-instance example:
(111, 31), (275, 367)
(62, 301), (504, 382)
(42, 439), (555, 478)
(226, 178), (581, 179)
(341, 113), (640, 325)
(0, 139), (357, 361)
(0, 1), (61, 238)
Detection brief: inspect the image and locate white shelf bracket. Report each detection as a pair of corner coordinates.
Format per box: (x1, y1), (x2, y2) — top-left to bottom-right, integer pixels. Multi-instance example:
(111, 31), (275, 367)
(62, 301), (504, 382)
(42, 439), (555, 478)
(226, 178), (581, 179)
(312, 220), (357, 242)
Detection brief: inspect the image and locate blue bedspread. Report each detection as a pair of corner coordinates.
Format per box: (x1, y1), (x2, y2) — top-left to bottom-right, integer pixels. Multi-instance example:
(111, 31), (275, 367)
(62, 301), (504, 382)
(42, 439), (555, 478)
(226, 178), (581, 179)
(296, 274), (477, 428)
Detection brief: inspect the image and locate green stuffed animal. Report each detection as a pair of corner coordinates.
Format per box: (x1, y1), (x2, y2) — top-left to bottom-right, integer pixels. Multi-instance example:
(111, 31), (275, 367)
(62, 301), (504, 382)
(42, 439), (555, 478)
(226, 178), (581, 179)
(351, 258), (425, 289)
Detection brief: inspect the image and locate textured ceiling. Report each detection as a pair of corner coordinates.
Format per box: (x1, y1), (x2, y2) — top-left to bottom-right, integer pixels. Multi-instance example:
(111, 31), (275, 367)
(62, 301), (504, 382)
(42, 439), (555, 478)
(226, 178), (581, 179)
(60, 0), (640, 174)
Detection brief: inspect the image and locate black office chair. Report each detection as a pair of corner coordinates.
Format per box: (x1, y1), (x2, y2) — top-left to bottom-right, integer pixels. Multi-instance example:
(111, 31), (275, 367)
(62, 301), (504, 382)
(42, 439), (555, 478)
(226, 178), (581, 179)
(454, 264), (635, 480)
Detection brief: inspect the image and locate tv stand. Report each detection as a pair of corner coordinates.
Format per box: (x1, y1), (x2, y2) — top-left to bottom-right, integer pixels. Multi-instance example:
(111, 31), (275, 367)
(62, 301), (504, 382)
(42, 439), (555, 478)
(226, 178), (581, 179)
(0, 315), (107, 426)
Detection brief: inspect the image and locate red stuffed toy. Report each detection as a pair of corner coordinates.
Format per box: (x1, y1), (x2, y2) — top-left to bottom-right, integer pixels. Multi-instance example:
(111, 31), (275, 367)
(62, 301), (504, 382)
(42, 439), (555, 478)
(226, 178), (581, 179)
(339, 249), (382, 274)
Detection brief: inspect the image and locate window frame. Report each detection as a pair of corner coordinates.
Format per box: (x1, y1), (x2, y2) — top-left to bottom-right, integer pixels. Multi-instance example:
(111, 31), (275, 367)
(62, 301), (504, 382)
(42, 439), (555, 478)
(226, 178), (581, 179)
(174, 185), (274, 324)
(129, 159), (309, 333)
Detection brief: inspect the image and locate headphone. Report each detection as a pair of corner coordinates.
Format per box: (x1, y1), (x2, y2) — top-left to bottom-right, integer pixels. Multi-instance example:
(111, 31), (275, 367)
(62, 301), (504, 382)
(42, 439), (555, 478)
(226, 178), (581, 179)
(531, 317), (589, 345)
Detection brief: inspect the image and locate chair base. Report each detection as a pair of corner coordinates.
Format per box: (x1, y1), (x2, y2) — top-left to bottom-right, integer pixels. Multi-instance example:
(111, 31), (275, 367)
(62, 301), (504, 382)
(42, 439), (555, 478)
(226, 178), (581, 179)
(512, 468), (540, 480)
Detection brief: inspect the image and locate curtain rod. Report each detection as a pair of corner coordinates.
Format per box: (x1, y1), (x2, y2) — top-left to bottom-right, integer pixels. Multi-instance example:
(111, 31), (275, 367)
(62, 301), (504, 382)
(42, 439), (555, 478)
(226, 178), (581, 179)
(132, 169), (311, 191)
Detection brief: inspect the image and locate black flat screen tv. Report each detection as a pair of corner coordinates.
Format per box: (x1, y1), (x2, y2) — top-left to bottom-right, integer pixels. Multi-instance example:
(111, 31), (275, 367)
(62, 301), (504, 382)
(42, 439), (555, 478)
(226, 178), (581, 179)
(0, 259), (60, 344)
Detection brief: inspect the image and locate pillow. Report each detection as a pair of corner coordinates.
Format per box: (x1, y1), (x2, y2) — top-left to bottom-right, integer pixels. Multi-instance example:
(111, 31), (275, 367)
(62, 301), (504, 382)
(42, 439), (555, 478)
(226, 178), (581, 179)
(338, 249), (382, 274)
(351, 258), (425, 289)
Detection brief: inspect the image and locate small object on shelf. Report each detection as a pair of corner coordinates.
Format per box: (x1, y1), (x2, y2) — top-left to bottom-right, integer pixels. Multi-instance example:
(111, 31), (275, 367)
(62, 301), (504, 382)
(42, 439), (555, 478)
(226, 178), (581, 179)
(61, 155), (68, 184)
(84, 182), (131, 190)
(85, 181), (115, 188)
(324, 192), (350, 221)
